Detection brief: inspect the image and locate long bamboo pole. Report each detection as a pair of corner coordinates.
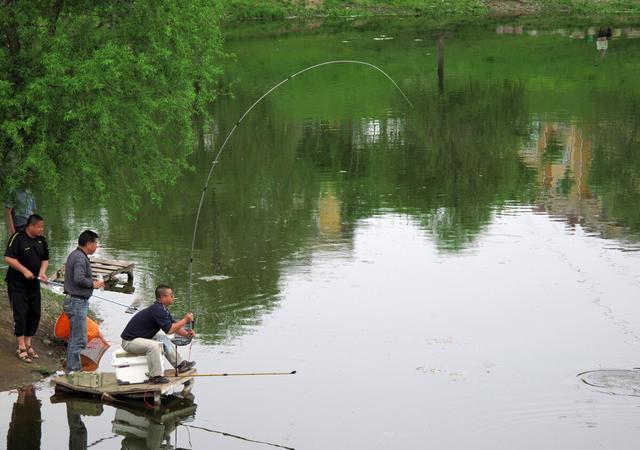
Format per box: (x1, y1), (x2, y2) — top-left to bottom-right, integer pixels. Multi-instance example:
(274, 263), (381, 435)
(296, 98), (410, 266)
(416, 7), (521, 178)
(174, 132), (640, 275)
(179, 370), (296, 378)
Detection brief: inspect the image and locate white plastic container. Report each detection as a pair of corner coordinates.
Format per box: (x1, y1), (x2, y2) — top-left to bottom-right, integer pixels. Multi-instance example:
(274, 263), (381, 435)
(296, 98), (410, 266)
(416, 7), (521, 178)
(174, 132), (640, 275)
(111, 347), (164, 384)
(97, 274), (104, 291)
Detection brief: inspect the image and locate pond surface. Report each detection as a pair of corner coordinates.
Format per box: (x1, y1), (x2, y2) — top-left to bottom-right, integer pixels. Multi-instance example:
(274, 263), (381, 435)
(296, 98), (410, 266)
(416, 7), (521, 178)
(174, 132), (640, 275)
(2, 17), (640, 449)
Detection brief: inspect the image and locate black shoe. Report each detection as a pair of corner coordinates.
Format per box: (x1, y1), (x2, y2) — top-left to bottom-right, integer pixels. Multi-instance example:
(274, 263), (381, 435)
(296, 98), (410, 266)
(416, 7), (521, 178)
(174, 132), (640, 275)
(177, 361), (196, 373)
(149, 375), (170, 384)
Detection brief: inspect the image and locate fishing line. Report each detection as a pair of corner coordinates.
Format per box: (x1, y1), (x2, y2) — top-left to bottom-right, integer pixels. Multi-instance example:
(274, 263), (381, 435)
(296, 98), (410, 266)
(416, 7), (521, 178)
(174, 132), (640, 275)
(187, 60), (414, 311)
(45, 280), (140, 313)
(184, 424), (295, 450)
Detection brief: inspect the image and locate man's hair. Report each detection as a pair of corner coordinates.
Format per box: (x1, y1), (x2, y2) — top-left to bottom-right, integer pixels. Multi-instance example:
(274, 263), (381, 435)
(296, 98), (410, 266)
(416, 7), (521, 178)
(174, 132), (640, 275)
(155, 284), (172, 299)
(26, 214), (44, 226)
(78, 229), (99, 246)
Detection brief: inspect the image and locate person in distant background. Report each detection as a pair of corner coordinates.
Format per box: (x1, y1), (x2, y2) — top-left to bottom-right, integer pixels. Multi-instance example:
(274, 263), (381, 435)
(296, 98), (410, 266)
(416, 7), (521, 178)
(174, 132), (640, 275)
(596, 26), (612, 61)
(4, 214), (49, 363)
(4, 168), (37, 236)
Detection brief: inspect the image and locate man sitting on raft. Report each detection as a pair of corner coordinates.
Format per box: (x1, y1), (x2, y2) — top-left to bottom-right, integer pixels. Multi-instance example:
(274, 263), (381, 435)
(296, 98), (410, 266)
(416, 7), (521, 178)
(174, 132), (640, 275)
(120, 284), (196, 384)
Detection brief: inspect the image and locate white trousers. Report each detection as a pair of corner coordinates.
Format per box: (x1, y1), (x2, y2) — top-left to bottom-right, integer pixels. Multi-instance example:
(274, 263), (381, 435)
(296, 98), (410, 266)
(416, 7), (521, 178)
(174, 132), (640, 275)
(121, 331), (185, 377)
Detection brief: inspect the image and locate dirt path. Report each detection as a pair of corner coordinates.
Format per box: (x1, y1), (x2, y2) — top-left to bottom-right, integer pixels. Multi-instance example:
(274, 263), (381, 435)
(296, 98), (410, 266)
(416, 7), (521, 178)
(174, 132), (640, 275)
(0, 285), (66, 391)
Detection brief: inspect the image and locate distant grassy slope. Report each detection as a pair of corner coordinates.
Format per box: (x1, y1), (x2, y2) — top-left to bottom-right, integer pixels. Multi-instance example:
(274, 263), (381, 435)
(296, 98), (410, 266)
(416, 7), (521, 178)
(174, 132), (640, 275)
(219, 0), (640, 20)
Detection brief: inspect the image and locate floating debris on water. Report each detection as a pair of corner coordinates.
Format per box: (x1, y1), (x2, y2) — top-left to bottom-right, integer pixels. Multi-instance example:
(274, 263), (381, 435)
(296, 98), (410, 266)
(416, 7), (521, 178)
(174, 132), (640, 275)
(578, 369), (640, 397)
(199, 275), (231, 282)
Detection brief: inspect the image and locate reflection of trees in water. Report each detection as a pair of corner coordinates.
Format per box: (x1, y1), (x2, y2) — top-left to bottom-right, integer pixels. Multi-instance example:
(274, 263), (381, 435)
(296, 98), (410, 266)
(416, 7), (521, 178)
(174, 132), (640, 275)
(119, 76), (538, 339)
(399, 80), (536, 249)
(587, 99), (640, 238)
(290, 78), (536, 251)
(520, 114), (640, 242)
(114, 90), (639, 339)
(30, 18), (640, 342)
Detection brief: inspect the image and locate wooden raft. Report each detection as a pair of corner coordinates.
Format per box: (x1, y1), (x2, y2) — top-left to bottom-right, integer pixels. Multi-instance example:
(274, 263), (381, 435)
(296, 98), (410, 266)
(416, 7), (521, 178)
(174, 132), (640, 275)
(53, 370), (195, 407)
(54, 257), (135, 293)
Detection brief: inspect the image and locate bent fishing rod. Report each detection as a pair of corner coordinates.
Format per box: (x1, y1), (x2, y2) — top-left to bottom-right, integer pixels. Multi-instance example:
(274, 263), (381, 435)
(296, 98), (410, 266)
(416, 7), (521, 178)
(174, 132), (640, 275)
(44, 280), (140, 313)
(187, 60), (415, 311)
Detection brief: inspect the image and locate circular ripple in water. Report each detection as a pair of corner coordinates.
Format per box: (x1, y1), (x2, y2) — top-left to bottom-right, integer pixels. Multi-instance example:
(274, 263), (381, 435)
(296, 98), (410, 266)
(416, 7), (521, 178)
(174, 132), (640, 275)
(578, 369), (640, 397)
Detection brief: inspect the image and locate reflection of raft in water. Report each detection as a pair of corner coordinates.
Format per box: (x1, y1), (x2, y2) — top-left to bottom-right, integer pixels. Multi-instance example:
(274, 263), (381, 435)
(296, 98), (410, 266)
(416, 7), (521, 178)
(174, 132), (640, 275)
(51, 394), (196, 448)
(53, 369), (196, 407)
(578, 369), (640, 397)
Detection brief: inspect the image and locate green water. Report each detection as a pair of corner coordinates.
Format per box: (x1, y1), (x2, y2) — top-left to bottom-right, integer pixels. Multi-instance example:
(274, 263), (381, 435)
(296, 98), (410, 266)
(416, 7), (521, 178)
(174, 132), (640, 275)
(2, 17), (640, 449)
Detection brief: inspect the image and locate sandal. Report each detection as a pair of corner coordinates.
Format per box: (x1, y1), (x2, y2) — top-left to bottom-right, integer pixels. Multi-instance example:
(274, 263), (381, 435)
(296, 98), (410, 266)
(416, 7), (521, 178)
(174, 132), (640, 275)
(16, 349), (32, 363)
(27, 346), (39, 359)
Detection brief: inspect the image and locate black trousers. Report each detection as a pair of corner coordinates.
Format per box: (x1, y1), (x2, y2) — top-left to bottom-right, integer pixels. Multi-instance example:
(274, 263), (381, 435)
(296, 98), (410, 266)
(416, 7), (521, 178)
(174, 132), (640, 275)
(7, 284), (41, 337)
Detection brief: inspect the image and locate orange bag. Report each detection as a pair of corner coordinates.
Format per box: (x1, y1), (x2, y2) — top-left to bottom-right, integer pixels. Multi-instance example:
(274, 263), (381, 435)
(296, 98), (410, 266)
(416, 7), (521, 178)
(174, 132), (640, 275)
(54, 312), (102, 341)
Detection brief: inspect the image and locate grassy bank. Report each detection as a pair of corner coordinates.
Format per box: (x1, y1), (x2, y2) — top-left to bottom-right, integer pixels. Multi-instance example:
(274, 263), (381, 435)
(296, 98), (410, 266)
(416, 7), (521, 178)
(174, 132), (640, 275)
(219, 0), (640, 20)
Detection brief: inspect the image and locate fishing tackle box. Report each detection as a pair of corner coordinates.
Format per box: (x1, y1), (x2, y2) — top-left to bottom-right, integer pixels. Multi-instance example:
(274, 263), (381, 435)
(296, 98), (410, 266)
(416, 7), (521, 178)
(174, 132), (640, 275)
(68, 371), (104, 388)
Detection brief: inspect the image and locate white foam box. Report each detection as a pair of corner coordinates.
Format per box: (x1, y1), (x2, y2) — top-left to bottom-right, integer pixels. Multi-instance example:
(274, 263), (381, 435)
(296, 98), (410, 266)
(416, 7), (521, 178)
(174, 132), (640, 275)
(111, 347), (164, 384)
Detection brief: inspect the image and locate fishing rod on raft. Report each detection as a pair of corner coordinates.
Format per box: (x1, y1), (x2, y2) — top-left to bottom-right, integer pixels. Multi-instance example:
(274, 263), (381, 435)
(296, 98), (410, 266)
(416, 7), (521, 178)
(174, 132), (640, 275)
(179, 370), (297, 378)
(44, 280), (140, 313)
(186, 60), (415, 314)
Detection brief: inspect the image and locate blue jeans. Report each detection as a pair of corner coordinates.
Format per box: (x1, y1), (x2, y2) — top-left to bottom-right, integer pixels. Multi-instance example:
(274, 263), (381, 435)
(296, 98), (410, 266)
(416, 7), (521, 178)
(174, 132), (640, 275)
(63, 296), (88, 372)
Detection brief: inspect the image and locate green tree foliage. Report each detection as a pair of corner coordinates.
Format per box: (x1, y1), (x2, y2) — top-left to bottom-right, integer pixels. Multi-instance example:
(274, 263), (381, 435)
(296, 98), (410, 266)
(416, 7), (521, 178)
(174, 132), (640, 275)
(1, 0), (223, 212)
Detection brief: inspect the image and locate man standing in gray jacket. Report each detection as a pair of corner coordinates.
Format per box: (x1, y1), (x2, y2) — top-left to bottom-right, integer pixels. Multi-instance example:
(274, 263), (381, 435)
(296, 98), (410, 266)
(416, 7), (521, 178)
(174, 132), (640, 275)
(63, 230), (104, 372)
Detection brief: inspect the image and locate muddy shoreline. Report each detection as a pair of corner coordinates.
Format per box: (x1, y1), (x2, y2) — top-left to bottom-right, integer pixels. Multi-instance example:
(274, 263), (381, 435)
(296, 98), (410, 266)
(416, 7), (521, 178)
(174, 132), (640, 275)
(0, 285), (66, 391)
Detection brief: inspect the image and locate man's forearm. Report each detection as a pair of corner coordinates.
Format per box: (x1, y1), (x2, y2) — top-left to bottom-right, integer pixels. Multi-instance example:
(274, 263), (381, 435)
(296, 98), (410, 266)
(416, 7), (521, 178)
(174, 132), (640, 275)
(168, 318), (189, 335)
(4, 256), (28, 275)
(39, 261), (49, 276)
(4, 208), (14, 230)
